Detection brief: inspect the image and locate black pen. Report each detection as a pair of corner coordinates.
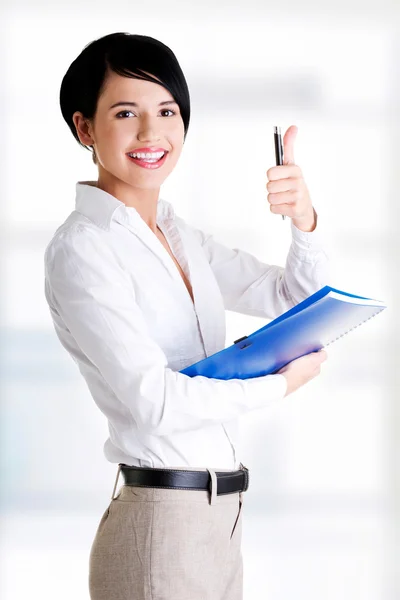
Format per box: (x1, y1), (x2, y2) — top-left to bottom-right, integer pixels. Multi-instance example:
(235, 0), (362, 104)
(273, 126), (286, 220)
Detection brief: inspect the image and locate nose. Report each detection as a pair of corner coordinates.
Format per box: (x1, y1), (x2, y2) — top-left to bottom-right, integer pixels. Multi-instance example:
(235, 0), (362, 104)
(137, 115), (161, 143)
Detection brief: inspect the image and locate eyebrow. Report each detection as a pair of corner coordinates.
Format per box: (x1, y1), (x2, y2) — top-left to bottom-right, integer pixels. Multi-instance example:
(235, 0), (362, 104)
(109, 100), (178, 110)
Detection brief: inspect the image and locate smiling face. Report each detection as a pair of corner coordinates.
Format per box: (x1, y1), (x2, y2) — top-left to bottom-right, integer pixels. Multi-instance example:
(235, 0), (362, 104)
(72, 69), (185, 203)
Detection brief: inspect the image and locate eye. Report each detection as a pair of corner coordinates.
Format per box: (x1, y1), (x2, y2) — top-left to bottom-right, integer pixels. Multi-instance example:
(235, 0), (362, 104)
(116, 110), (135, 118)
(116, 109), (176, 119)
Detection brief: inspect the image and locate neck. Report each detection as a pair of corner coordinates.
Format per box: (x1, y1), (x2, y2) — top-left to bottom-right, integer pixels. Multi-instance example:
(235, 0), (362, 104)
(96, 172), (160, 232)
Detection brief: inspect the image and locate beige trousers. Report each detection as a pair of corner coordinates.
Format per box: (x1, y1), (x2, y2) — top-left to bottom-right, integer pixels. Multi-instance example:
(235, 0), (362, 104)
(89, 466), (244, 600)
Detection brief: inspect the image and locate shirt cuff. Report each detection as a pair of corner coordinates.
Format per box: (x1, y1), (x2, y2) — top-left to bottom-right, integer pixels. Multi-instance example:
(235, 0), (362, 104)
(246, 372), (288, 407)
(290, 207), (325, 255)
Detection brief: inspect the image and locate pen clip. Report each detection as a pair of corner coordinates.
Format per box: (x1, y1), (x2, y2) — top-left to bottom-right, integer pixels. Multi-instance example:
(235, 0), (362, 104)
(234, 335), (248, 344)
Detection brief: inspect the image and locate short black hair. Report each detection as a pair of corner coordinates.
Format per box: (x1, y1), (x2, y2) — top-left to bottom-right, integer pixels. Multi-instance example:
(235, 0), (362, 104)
(59, 32), (191, 164)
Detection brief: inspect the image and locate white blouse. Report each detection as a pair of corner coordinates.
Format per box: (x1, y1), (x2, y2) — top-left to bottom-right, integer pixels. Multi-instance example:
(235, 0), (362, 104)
(44, 181), (330, 470)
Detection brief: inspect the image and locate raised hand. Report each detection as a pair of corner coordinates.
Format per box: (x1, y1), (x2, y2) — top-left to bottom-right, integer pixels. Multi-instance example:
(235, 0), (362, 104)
(266, 125), (316, 232)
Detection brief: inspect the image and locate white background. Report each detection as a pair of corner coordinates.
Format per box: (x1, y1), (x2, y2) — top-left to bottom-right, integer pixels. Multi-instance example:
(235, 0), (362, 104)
(0, 1), (399, 599)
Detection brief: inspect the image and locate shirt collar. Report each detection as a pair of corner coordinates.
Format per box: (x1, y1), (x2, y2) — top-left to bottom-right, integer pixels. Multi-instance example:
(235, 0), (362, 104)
(75, 180), (175, 231)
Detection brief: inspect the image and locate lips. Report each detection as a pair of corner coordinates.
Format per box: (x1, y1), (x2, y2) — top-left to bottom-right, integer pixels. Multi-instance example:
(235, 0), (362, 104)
(127, 151), (168, 170)
(127, 147), (167, 154)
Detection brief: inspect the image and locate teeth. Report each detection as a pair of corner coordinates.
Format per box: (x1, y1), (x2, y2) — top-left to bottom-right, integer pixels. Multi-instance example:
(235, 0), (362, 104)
(129, 151), (165, 160)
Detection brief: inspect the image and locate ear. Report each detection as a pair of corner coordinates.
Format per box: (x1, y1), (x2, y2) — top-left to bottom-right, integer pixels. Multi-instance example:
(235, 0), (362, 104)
(72, 112), (94, 146)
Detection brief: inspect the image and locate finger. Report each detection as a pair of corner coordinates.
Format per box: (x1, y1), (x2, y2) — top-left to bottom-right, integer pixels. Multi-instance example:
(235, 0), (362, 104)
(266, 177), (297, 193)
(311, 366), (321, 379)
(313, 350), (327, 363)
(270, 203), (293, 216)
(283, 125), (298, 165)
(268, 190), (297, 205)
(267, 164), (302, 181)
(305, 350), (325, 363)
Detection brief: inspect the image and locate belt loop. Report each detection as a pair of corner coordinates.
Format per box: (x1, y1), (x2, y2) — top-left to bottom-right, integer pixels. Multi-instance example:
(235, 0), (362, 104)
(111, 464), (122, 500)
(206, 468), (218, 505)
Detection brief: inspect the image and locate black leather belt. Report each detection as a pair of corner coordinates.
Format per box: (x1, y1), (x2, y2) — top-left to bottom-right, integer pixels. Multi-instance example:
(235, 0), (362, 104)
(119, 462), (250, 496)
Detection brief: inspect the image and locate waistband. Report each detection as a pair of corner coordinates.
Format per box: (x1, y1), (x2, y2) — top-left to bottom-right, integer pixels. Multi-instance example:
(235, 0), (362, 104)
(111, 462), (250, 505)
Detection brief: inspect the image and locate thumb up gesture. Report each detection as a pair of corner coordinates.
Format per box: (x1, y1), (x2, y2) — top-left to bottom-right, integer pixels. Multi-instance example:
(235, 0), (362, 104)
(266, 125), (317, 232)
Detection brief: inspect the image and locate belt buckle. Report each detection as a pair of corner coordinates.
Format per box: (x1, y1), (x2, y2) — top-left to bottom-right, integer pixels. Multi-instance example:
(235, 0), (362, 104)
(239, 462), (249, 492)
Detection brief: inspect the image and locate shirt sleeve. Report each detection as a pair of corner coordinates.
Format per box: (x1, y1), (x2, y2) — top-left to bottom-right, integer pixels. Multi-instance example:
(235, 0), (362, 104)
(44, 226), (288, 437)
(183, 208), (330, 319)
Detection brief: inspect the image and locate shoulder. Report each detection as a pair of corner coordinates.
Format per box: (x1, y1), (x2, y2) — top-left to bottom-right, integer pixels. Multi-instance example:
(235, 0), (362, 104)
(44, 214), (111, 271)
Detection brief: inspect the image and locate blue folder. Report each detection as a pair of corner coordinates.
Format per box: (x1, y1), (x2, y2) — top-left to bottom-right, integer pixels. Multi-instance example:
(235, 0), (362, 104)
(180, 285), (387, 380)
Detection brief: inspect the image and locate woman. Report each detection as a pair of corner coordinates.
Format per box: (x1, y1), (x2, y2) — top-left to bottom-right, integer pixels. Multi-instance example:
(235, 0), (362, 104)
(44, 32), (328, 600)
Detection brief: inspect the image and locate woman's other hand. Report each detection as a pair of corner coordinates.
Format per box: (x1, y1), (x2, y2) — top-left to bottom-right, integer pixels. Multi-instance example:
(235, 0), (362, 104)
(277, 349), (328, 397)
